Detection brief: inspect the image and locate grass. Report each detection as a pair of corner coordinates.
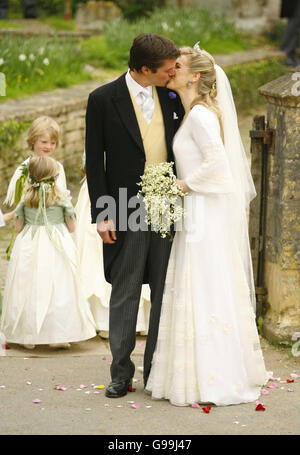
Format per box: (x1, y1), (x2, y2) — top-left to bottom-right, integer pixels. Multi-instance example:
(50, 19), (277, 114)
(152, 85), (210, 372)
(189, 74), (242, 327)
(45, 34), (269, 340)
(0, 35), (94, 101)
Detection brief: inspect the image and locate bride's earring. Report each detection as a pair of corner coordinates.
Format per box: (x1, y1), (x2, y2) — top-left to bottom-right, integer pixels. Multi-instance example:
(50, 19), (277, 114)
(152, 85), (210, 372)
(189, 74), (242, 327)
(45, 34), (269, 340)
(186, 80), (193, 88)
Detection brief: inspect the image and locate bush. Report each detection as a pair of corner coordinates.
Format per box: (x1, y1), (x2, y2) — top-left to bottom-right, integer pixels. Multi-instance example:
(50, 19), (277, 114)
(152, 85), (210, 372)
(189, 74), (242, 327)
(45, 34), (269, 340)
(114, 0), (166, 21)
(225, 59), (287, 113)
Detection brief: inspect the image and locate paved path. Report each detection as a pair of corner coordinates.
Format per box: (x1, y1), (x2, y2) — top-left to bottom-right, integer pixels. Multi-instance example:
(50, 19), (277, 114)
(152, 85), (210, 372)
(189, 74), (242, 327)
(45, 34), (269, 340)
(0, 336), (299, 436)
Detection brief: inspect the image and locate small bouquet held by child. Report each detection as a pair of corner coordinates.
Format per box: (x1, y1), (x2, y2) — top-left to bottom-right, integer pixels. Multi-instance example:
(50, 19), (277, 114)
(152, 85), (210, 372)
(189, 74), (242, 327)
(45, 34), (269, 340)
(137, 161), (186, 240)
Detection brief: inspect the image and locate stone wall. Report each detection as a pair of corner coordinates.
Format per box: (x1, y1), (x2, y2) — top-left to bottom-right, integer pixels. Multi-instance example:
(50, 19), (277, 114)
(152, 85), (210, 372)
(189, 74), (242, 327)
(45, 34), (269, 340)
(75, 1), (121, 30)
(166, 0), (282, 33)
(256, 71), (300, 342)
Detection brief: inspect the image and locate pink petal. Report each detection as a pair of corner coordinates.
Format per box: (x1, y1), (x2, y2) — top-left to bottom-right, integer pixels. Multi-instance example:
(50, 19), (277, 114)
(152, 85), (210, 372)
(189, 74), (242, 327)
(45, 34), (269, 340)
(288, 388), (294, 392)
(131, 403), (140, 409)
(261, 389), (269, 395)
(79, 384), (88, 389)
(54, 385), (67, 391)
(290, 373), (299, 379)
(191, 403), (201, 408)
(32, 399), (41, 404)
(136, 342), (144, 347)
(267, 383), (277, 389)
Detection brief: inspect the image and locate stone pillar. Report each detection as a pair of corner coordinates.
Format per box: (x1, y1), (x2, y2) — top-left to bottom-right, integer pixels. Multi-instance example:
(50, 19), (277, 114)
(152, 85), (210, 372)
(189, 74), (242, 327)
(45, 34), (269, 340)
(258, 70), (300, 342)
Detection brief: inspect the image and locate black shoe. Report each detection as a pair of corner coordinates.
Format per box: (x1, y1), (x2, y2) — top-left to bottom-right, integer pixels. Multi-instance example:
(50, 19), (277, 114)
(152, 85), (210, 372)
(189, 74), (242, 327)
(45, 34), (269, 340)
(105, 379), (132, 398)
(285, 56), (300, 66)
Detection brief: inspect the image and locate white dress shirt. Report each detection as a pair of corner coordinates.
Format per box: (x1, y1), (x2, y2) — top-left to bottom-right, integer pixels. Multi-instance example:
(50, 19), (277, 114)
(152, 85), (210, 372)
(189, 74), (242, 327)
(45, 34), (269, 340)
(125, 70), (154, 120)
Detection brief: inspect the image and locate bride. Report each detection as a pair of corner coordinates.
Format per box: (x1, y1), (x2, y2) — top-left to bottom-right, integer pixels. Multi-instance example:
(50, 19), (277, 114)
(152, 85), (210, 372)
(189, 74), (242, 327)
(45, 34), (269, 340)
(145, 44), (269, 406)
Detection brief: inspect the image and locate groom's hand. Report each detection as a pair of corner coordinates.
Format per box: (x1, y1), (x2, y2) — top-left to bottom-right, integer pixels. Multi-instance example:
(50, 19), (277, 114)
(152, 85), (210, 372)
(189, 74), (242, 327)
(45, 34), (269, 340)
(97, 219), (117, 244)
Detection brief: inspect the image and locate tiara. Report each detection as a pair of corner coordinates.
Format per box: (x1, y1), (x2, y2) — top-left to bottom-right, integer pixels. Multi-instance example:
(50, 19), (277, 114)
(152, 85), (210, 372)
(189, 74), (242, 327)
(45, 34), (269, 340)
(193, 42), (203, 55)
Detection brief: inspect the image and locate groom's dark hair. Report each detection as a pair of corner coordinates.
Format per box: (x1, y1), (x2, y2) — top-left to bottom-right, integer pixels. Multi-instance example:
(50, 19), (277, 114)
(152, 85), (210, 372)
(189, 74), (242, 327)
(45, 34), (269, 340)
(128, 33), (180, 73)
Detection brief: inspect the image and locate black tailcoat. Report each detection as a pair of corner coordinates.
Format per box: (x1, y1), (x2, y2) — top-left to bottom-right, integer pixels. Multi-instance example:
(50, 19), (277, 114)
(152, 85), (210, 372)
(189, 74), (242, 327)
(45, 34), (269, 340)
(85, 73), (184, 282)
(280, 0), (299, 18)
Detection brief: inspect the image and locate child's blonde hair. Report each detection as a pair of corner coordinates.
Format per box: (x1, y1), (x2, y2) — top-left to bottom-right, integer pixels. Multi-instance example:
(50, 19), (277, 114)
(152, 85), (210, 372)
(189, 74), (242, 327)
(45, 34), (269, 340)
(27, 116), (60, 151)
(24, 156), (62, 208)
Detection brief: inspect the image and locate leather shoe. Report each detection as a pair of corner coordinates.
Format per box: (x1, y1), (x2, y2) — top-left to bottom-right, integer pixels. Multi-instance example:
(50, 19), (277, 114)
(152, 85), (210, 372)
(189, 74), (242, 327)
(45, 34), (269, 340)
(105, 379), (132, 398)
(285, 56), (300, 67)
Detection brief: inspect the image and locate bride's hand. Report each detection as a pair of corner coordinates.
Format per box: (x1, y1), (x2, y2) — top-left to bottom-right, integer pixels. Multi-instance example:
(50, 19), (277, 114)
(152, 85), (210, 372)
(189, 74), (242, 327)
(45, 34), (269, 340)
(176, 179), (190, 193)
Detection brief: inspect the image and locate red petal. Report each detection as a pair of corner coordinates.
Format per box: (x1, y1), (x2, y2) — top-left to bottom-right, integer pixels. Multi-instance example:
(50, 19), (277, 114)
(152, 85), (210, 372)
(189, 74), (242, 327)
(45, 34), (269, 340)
(286, 379), (294, 383)
(128, 385), (136, 392)
(2, 344), (10, 350)
(255, 404), (266, 411)
(202, 406), (211, 414)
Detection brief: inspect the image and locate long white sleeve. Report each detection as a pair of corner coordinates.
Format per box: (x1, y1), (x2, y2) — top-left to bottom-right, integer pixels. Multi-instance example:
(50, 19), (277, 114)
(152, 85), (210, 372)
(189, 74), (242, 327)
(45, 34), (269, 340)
(184, 106), (235, 194)
(0, 209), (5, 227)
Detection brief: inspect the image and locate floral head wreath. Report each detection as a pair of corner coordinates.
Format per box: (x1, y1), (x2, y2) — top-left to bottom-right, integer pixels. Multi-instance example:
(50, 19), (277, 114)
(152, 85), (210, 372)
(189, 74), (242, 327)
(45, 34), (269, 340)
(28, 174), (58, 191)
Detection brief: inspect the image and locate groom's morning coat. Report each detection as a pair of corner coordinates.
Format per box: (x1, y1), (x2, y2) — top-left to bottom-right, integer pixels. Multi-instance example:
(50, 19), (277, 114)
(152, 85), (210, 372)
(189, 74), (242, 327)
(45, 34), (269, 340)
(85, 73), (184, 283)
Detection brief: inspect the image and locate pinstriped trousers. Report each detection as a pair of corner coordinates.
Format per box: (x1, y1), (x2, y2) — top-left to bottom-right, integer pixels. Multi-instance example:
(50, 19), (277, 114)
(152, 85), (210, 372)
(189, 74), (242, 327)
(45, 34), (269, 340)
(108, 228), (173, 386)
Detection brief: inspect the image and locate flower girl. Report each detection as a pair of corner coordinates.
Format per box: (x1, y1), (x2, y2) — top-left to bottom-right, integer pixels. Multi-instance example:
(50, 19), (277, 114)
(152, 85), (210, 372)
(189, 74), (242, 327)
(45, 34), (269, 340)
(74, 161), (151, 338)
(0, 156), (96, 349)
(4, 116), (67, 209)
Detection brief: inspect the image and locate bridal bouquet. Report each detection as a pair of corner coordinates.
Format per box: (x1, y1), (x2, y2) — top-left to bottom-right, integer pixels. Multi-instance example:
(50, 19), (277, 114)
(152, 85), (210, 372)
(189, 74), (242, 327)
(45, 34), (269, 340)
(137, 161), (186, 239)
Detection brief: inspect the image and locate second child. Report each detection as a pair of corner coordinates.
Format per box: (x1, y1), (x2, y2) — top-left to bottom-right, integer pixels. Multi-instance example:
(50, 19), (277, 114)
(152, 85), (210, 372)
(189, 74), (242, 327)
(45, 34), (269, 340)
(0, 156), (96, 349)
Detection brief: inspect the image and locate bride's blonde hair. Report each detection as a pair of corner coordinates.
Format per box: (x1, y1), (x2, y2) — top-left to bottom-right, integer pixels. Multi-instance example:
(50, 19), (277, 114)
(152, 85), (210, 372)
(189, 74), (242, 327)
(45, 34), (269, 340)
(24, 156), (62, 208)
(180, 46), (224, 142)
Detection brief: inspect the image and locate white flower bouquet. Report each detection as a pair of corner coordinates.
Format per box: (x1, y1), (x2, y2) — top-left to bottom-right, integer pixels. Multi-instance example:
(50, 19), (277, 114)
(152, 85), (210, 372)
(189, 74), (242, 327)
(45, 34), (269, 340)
(137, 161), (186, 239)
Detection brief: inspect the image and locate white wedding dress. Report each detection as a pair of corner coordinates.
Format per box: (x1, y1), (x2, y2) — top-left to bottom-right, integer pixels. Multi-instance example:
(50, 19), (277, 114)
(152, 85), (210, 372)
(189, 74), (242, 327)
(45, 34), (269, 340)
(146, 105), (269, 406)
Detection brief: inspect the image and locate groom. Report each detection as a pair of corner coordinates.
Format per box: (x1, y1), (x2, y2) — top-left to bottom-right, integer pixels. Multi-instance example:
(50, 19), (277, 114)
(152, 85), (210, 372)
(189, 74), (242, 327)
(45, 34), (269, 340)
(85, 34), (184, 398)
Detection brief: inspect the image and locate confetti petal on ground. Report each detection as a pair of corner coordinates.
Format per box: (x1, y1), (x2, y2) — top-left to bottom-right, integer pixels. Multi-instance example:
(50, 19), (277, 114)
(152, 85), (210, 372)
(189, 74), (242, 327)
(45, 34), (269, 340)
(54, 385), (68, 391)
(191, 403), (201, 408)
(128, 385), (136, 392)
(290, 373), (299, 379)
(267, 383), (277, 389)
(26, 381), (32, 385)
(255, 401), (266, 411)
(32, 399), (41, 404)
(131, 403), (140, 409)
(136, 342), (144, 347)
(94, 385), (105, 389)
(288, 388), (294, 392)
(261, 389), (269, 395)
(145, 405), (152, 408)
(79, 385), (88, 389)
(286, 379), (294, 383)
(202, 406), (211, 414)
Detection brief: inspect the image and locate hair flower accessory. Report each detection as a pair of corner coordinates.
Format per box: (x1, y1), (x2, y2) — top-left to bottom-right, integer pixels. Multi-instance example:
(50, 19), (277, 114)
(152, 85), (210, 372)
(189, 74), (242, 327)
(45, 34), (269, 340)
(169, 91), (177, 99)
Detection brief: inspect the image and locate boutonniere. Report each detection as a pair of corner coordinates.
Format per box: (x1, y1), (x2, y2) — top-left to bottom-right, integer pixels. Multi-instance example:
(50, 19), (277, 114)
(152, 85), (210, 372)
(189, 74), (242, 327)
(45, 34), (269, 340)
(169, 91), (177, 99)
